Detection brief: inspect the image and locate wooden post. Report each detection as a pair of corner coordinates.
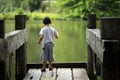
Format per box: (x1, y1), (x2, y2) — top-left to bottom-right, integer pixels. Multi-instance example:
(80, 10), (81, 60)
(0, 20), (6, 80)
(101, 42), (120, 80)
(0, 20), (5, 38)
(100, 18), (120, 80)
(15, 15), (27, 80)
(87, 14), (96, 29)
(87, 14), (97, 80)
(15, 15), (26, 30)
(95, 57), (101, 76)
(87, 45), (96, 80)
(100, 17), (120, 40)
(0, 62), (6, 80)
(9, 55), (12, 80)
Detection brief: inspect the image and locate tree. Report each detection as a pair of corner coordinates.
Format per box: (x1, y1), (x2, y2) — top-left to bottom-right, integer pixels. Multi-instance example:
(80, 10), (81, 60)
(56, 0), (120, 18)
(29, 0), (42, 12)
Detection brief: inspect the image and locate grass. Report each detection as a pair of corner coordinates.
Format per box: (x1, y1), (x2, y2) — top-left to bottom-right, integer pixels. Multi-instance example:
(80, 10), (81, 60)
(0, 11), (64, 20)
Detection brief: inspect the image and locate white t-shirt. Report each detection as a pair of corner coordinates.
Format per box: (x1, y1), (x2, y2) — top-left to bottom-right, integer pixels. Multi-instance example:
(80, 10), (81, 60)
(39, 26), (58, 48)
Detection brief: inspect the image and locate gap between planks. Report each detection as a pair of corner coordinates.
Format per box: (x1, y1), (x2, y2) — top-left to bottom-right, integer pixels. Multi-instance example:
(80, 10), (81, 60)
(23, 68), (89, 80)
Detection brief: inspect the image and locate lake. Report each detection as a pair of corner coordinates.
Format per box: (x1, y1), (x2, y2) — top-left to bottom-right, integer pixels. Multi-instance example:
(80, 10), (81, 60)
(5, 20), (87, 63)
(26, 20), (87, 63)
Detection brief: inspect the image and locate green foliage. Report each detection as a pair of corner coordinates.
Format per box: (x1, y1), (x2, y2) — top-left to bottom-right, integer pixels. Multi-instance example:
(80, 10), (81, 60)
(29, 0), (42, 12)
(0, 0), (41, 12)
(27, 12), (61, 20)
(0, 13), (4, 19)
(1, 0), (119, 19)
(17, 7), (24, 15)
(0, 12), (61, 20)
(0, 0), (6, 12)
(4, 12), (16, 20)
(57, 0), (120, 18)
(57, 0), (88, 18)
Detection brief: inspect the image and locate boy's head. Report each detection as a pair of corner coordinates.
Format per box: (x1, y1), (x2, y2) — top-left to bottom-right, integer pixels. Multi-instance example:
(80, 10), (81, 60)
(43, 16), (51, 25)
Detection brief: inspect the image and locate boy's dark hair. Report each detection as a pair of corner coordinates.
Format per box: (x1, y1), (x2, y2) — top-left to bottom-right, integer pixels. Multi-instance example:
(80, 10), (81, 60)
(43, 16), (51, 25)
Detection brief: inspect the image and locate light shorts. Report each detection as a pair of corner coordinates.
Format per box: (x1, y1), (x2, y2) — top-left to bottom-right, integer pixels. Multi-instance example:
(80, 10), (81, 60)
(41, 42), (54, 62)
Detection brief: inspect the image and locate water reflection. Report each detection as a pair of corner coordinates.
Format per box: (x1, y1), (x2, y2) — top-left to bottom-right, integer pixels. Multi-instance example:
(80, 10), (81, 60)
(27, 20), (87, 63)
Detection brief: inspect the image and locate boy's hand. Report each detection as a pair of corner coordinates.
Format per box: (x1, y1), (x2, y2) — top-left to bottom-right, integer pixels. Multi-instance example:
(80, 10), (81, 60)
(38, 35), (43, 44)
(37, 41), (40, 44)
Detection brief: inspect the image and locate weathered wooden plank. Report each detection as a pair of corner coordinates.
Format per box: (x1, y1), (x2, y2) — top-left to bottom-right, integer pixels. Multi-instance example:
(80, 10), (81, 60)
(73, 68), (89, 80)
(5, 29), (27, 54)
(23, 69), (41, 80)
(0, 29), (27, 61)
(87, 28), (120, 80)
(86, 29), (120, 62)
(41, 68), (56, 80)
(57, 68), (72, 80)
(86, 28), (104, 62)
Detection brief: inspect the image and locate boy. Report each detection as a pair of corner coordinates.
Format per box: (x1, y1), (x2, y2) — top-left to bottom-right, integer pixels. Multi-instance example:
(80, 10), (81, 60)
(38, 17), (58, 72)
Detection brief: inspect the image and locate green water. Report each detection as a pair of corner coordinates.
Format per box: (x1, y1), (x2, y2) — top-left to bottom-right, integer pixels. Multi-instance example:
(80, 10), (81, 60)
(5, 20), (88, 63)
(26, 20), (87, 63)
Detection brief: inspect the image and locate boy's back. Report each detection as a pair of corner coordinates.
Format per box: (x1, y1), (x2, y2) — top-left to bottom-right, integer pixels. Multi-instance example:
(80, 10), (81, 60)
(40, 26), (58, 48)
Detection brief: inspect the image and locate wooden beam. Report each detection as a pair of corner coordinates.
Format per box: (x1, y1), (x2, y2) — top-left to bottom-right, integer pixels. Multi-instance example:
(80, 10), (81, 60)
(86, 28), (120, 80)
(86, 28), (120, 61)
(0, 29), (27, 61)
(5, 29), (27, 54)
(86, 28), (104, 62)
(27, 62), (87, 70)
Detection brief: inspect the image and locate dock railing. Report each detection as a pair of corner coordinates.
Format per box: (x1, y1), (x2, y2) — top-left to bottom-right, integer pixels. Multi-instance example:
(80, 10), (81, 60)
(86, 14), (120, 80)
(0, 15), (27, 80)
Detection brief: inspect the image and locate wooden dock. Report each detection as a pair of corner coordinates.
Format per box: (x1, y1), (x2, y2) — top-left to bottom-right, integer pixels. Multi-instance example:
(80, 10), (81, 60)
(23, 68), (89, 80)
(1, 14), (120, 80)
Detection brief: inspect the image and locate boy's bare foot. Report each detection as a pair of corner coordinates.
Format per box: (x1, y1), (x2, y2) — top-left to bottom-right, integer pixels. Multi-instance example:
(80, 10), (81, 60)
(49, 66), (53, 71)
(41, 68), (46, 72)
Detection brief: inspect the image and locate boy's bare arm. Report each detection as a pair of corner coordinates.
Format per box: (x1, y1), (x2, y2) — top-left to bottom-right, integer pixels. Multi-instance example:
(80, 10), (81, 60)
(55, 34), (58, 39)
(54, 29), (58, 39)
(38, 34), (44, 44)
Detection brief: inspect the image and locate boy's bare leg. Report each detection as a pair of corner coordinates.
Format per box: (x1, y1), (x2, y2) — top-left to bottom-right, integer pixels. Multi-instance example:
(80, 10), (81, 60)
(42, 61), (46, 68)
(49, 61), (53, 70)
(41, 61), (46, 72)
